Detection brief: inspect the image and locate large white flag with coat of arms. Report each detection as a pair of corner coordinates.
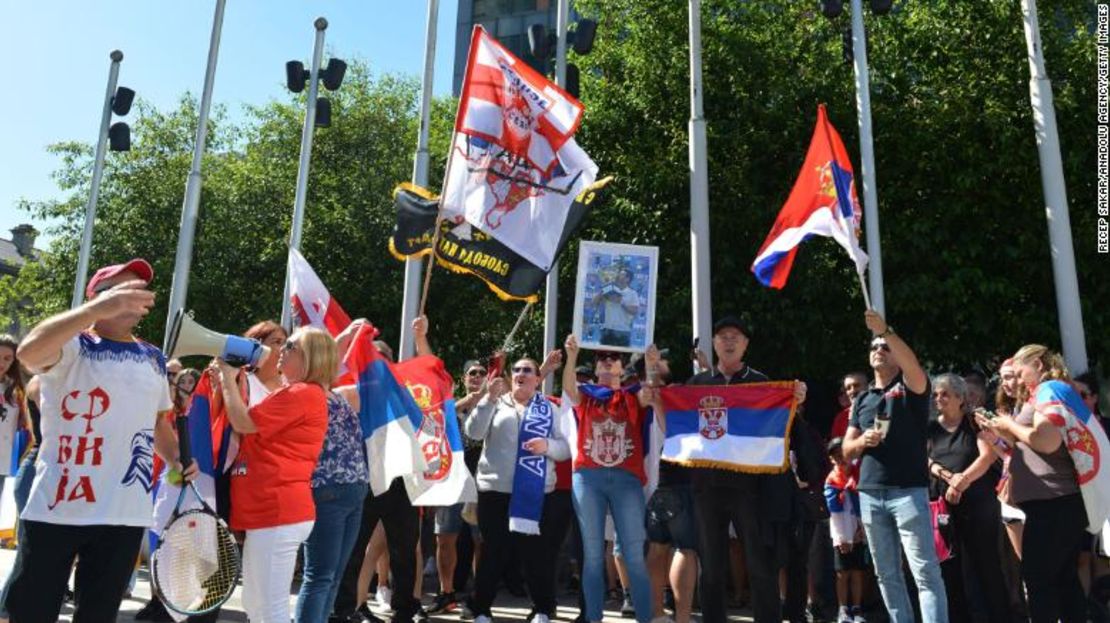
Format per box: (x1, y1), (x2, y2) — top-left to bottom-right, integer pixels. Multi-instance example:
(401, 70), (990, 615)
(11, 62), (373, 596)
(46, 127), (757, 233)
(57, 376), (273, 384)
(443, 25), (598, 273)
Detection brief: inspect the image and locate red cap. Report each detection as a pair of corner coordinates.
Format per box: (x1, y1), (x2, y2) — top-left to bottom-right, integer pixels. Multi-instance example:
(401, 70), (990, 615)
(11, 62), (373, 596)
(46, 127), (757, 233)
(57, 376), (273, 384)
(85, 258), (154, 299)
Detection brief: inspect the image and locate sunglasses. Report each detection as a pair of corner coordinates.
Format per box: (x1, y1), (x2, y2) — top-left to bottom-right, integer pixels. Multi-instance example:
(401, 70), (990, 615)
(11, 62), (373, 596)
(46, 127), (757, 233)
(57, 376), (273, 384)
(870, 343), (890, 353)
(595, 352), (622, 362)
(466, 368), (487, 377)
(282, 339), (299, 353)
(511, 366), (536, 375)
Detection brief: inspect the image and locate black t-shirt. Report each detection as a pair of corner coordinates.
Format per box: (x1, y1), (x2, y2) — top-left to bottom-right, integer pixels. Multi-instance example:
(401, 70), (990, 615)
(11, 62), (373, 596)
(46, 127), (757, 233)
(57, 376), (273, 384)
(927, 415), (998, 501)
(848, 373), (931, 490)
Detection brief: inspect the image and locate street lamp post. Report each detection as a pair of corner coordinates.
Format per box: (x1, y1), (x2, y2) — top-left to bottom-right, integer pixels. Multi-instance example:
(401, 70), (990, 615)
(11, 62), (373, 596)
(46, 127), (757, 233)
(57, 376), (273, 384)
(1020, 0), (1088, 372)
(72, 50), (135, 309)
(163, 0), (227, 350)
(400, 0), (440, 360)
(279, 18), (347, 330)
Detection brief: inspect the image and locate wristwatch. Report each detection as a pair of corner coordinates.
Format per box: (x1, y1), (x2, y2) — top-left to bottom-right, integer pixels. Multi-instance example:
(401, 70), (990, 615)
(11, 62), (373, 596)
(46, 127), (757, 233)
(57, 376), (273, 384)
(877, 326), (895, 338)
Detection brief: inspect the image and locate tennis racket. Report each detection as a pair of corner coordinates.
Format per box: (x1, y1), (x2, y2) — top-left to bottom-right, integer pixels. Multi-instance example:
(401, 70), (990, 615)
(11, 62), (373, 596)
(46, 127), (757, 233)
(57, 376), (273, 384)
(150, 414), (241, 616)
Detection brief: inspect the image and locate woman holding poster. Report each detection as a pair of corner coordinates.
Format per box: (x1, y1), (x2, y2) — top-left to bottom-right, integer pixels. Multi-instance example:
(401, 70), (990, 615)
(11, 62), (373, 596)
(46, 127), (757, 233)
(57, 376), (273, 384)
(562, 334), (658, 623)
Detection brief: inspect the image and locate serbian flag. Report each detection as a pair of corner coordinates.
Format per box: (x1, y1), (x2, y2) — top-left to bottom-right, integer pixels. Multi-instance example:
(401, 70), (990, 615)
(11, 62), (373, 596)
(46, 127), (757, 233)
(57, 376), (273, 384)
(395, 355), (477, 506)
(751, 105), (869, 288)
(659, 383), (798, 474)
(1035, 380), (1110, 532)
(457, 25), (583, 173)
(152, 376), (220, 537)
(342, 324), (427, 496)
(288, 247), (352, 337)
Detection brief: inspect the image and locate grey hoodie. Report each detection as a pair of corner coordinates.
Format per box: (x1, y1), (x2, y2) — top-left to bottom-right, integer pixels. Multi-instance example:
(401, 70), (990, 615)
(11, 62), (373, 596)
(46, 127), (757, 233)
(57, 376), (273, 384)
(464, 392), (571, 494)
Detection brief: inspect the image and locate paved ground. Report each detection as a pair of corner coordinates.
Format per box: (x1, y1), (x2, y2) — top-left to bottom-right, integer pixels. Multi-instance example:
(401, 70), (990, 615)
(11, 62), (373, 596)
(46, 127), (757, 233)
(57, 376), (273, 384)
(0, 548), (757, 622)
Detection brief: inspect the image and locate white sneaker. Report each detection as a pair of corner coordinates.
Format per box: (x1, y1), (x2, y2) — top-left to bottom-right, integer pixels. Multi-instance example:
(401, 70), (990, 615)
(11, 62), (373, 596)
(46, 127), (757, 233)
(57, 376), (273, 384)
(376, 585), (393, 611)
(475, 615), (493, 623)
(532, 614), (551, 623)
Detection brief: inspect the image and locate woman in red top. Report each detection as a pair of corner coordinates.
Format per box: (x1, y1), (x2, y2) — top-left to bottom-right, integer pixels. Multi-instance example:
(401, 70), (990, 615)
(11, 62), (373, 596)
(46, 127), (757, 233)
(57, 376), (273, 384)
(562, 334), (659, 623)
(216, 326), (336, 623)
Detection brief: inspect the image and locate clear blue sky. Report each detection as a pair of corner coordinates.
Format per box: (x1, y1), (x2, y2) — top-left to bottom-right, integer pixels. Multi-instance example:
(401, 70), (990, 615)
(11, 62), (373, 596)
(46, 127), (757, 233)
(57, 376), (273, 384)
(0, 0), (459, 246)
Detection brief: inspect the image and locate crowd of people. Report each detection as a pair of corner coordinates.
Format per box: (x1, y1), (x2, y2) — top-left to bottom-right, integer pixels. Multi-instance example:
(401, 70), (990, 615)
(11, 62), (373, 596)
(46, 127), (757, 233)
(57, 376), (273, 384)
(0, 257), (1106, 623)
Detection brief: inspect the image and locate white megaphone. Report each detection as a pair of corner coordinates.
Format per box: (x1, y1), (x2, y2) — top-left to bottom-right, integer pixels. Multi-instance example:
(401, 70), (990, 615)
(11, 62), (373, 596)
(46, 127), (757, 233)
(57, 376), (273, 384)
(166, 310), (270, 368)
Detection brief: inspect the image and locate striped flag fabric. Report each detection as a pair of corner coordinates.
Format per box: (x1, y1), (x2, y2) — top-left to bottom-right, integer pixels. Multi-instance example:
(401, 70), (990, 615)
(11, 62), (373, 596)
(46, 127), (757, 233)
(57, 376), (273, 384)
(751, 104), (869, 288)
(152, 375), (220, 537)
(457, 25), (583, 174)
(341, 324), (427, 496)
(659, 383), (798, 474)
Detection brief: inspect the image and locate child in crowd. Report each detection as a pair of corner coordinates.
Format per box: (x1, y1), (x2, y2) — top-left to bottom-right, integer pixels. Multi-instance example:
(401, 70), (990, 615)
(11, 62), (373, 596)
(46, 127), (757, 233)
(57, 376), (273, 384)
(824, 438), (866, 623)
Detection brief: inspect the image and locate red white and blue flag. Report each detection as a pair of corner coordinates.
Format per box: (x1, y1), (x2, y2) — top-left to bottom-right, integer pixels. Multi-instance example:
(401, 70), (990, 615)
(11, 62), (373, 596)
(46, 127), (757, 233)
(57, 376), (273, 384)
(288, 247), (352, 337)
(152, 375), (221, 543)
(395, 356), (477, 506)
(751, 105), (868, 288)
(659, 383), (798, 474)
(457, 25), (583, 174)
(341, 324), (427, 497)
(1035, 380), (1110, 532)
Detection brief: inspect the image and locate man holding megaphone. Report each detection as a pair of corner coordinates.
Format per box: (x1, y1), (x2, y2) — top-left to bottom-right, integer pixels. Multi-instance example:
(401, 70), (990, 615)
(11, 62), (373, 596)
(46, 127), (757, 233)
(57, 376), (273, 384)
(6, 258), (199, 623)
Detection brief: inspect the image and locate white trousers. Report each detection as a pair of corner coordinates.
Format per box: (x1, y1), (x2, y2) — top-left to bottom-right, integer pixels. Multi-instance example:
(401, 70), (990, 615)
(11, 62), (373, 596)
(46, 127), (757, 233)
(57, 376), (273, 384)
(241, 520), (314, 623)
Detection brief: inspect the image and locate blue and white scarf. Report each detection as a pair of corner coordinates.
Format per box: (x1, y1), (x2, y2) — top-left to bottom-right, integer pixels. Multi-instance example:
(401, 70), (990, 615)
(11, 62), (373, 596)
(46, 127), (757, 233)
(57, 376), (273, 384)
(509, 392), (554, 535)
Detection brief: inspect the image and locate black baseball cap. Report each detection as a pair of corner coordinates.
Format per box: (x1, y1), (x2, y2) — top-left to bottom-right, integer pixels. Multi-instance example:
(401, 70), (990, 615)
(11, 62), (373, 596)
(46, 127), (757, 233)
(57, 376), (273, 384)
(713, 315), (751, 338)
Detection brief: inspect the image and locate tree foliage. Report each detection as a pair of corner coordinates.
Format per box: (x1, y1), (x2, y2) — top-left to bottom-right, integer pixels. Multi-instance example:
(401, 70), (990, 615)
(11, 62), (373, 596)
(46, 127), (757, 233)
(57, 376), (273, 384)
(4, 0), (1102, 386)
(572, 0), (1101, 378)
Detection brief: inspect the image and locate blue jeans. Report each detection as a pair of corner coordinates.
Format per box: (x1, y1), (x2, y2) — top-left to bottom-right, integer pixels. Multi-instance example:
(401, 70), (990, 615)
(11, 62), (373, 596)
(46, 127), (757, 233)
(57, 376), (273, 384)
(859, 487), (948, 623)
(572, 468), (652, 623)
(13, 450), (37, 513)
(295, 482), (368, 623)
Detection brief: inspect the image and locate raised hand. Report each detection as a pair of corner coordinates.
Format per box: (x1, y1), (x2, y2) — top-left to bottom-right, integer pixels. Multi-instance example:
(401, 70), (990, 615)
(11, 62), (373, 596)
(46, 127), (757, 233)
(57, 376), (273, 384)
(487, 377), (508, 401)
(564, 334), (579, 358)
(864, 309), (888, 337)
(88, 279), (155, 319)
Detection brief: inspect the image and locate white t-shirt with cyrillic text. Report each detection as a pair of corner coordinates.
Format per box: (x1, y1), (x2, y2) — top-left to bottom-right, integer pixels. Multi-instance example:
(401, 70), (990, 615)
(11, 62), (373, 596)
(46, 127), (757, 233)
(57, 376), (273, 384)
(22, 332), (172, 527)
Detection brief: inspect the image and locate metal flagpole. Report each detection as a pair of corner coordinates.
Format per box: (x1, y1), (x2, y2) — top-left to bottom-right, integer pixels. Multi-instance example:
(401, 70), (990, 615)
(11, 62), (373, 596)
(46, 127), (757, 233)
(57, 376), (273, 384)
(72, 50), (123, 309)
(400, 0), (439, 361)
(1020, 0), (1088, 372)
(688, 0), (713, 366)
(163, 0), (227, 351)
(280, 18), (329, 330)
(849, 0), (885, 314)
(542, 0), (569, 395)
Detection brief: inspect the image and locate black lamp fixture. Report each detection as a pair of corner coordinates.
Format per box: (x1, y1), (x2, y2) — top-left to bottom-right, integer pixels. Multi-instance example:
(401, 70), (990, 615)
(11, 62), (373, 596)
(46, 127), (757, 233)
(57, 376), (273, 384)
(107, 51), (134, 152)
(285, 55), (347, 128)
(526, 16), (599, 98)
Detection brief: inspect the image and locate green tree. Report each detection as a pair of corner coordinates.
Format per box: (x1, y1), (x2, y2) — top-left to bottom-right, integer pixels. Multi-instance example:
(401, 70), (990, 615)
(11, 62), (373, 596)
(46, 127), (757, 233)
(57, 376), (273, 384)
(11, 64), (536, 371)
(572, 0), (1100, 379)
(5, 1), (1102, 386)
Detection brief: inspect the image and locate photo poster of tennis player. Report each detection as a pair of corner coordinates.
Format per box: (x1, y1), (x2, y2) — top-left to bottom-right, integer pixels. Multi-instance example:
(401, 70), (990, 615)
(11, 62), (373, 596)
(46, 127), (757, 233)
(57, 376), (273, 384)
(572, 241), (658, 353)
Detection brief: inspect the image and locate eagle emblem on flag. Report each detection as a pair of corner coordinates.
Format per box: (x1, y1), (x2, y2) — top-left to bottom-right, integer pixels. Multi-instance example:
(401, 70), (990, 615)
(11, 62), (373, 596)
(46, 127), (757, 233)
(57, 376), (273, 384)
(698, 395), (728, 440)
(584, 416), (632, 467)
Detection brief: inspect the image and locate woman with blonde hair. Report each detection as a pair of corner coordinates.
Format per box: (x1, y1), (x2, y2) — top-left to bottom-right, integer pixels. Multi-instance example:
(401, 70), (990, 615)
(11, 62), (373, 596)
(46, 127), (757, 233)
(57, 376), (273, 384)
(978, 344), (1091, 623)
(216, 326), (336, 623)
